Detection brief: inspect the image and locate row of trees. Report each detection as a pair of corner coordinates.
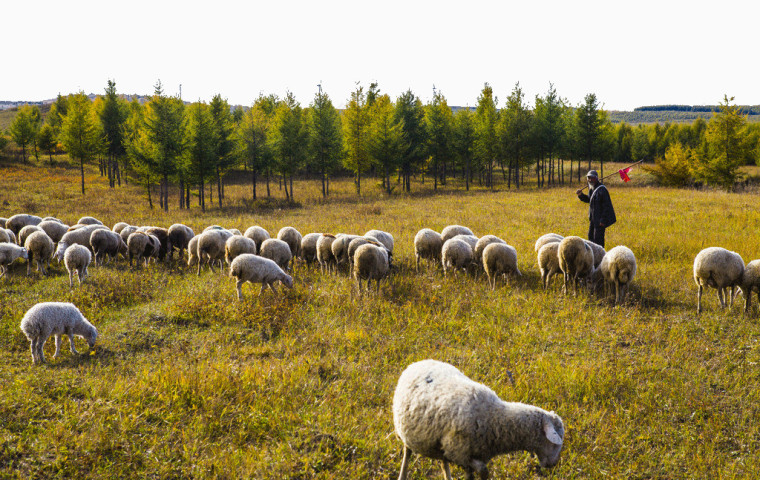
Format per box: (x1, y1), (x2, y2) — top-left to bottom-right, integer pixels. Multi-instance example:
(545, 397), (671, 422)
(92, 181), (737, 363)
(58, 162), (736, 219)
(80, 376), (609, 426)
(4, 82), (759, 210)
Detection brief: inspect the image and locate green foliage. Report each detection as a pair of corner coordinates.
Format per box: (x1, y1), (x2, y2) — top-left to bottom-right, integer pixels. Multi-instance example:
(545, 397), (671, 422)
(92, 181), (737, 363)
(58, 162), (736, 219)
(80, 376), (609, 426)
(307, 90), (343, 197)
(642, 142), (694, 187)
(269, 92), (307, 201)
(8, 105), (40, 163)
(474, 83), (499, 189)
(185, 102), (217, 210)
(452, 107), (475, 190)
(424, 91), (453, 189)
(237, 97), (273, 200)
(209, 94), (238, 207)
(368, 94), (405, 195)
(499, 82), (533, 187)
(60, 92), (102, 194)
(46, 93), (69, 134)
(36, 123), (57, 164)
(394, 90), (426, 192)
(342, 86), (371, 195)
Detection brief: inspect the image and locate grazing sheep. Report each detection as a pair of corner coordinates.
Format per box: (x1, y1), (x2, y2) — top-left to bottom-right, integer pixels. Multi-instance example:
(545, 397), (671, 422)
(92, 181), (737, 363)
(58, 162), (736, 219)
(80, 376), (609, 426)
(0, 229), (10, 243)
(316, 234), (337, 274)
(90, 229), (127, 265)
(0, 243), (28, 278)
(740, 260), (760, 313)
(64, 243), (91, 288)
(76, 216), (103, 225)
(25, 231), (54, 276)
(112, 222), (130, 234)
(693, 247), (745, 313)
(0, 217), (6, 229)
(127, 232), (151, 267)
(259, 238), (293, 272)
(6, 214), (42, 236)
(244, 226), (270, 252)
(452, 234), (478, 253)
(228, 228), (242, 236)
(203, 225), (224, 232)
(225, 235), (257, 265)
(187, 235), (200, 267)
(474, 235), (506, 268)
(558, 235), (594, 295)
(41, 216), (64, 223)
(414, 228), (443, 272)
(534, 233), (563, 252)
(331, 234), (360, 271)
(119, 225), (138, 243)
(593, 245), (637, 305)
(352, 243), (390, 294)
(18, 225), (42, 246)
(144, 227), (172, 261)
(300, 233), (321, 265)
(442, 238), (473, 276)
(229, 253), (293, 299)
(441, 224), (474, 242)
(277, 226), (302, 258)
(365, 229), (394, 255)
(197, 230), (228, 274)
(19, 302), (98, 364)
(38, 220), (70, 244)
(348, 237), (380, 271)
(483, 243), (521, 290)
(168, 223), (195, 260)
(585, 240), (606, 269)
(145, 234), (161, 264)
(54, 224), (109, 262)
(537, 242), (562, 290)
(393, 359), (565, 479)
(5, 229), (17, 245)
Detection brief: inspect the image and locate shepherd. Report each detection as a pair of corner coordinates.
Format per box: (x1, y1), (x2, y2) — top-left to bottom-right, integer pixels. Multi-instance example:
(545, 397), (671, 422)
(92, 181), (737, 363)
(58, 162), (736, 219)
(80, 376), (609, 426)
(576, 170), (616, 248)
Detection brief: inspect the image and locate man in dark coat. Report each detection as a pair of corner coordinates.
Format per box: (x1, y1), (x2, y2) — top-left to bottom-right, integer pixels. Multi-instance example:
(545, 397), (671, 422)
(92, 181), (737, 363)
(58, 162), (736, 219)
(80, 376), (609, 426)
(576, 170), (616, 247)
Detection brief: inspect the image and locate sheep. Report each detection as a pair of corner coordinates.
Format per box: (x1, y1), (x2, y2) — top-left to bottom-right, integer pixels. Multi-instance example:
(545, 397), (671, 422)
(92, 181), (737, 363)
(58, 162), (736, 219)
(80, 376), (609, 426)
(112, 222), (130, 234)
(6, 214), (42, 236)
(300, 233), (321, 266)
(348, 237), (380, 271)
(225, 235), (257, 265)
(0, 229), (10, 243)
(365, 229), (394, 255)
(442, 238), (473, 276)
(41, 216), (64, 223)
(168, 223), (195, 260)
(127, 232), (151, 267)
(229, 253), (293, 299)
(19, 302), (98, 364)
(24, 231), (54, 276)
(393, 359), (564, 479)
(558, 235), (594, 295)
(452, 234), (478, 253)
(0, 217), (6, 229)
(740, 260), (760, 313)
(441, 224), (474, 242)
(90, 229), (127, 265)
(483, 243), (521, 290)
(693, 247), (745, 313)
(259, 238), (293, 273)
(76, 216), (103, 225)
(331, 234), (360, 271)
(64, 243), (91, 288)
(534, 233), (563, 252)
(352, 243), (390, 294)
(0, 243), (28, 278)
(414, 228), (443, 271)
(316, 234), (337, 273)
(119, 225), (138, 243)
(5, 229), (17, 245)
(18, 225), (42, 246)
(585, 240), (606, 269)
(277, 226), (303, 259)
(145, 234), (161, 264)
(197, 230), (228, 274)
(244, 226), (271, 252)
(474, 235), (506, 268)
(203, 225), (224, 232)
(38, 220), (70, 244)
(187, 235), (200, 267)
(593, 245), (637, 305)
(54, 224), (109, 262)
(144, 227), (172, 261)
(537, 242), (562, 290)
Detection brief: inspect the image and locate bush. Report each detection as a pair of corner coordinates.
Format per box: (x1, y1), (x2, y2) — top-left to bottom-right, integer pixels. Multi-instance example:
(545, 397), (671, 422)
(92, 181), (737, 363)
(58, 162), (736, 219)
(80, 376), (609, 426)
(642, 142), (693, 187)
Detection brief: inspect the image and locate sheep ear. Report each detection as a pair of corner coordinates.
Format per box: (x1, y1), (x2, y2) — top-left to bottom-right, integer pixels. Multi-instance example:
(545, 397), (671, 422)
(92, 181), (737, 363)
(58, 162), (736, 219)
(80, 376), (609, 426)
(543, 416), (563, 446)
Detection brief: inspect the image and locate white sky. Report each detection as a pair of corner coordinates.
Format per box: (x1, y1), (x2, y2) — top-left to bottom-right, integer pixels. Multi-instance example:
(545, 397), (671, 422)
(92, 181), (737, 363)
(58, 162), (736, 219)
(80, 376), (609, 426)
(3, 0), (758, 110)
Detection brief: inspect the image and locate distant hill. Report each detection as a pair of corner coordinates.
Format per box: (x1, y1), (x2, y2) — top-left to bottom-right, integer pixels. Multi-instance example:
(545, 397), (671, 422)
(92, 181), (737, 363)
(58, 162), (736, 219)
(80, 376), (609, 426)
(609, 105), (760, 124)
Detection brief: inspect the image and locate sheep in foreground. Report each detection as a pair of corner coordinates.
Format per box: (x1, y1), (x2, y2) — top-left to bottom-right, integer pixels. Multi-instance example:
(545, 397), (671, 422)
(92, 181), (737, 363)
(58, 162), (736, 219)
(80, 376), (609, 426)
(593, 245), (637, 305)
(0, 243), (28, 278)
(64, 243), (91, 288)
(197, 230), (228, 274)
(90, 229), (128, 265)
(537, 242), (561, 290)
(441, 225), (474, 242)
(300, 233), (321, 265)
(474, 235), (506, 268)
(534, 233), (563, 252)
(365, 229), (394, 256)
(693, 247), (745, 313)
(277, 226), (303, 259)
(414, 228), (443, 272)
(442, 238), (473, 276)
(558, 235), (594, 295)
(229, 253), (293, 299)
(483, 243), (521, 290)
(585, 240), (606, 269)
(225, 235), (257, 265)
(76, 216), (103, 225)
(244, 225), (270, 252)
(38, 220), (70, 244)
(168, 223), (195, 260)
(25, 231), (54, 276)
(352, 243), (390, 294)
(348, 237), (381, 271)
(6, 214), (42, 236)
(393, 359), (564, 479)
(259, 238), (293, 272)
(740, 260), (760, 313)
(19, 302), (98, 364)
(316, 234), (337, 273)
(18, 225), (42, 247)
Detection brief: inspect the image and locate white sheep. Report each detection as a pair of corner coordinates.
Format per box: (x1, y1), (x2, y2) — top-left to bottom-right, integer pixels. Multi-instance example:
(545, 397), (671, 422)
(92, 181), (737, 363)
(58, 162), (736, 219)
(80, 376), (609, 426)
(0, 229), (10, 243)
(534, 233), (563, 252)
(740, 260), (760, 313)
(482, 243), (521, 289)
(316, 234), (337, 273)
(112, 221), (130, 234)
(20, 302), (98, 364)
(441, 238), (473, 276)
(332, 234), (360, 271)
(90, 229), (127, 265)
(25, 230), (54, 276)
(229, 253), (293, 299)
(693, 247), (745, 313)
(277, 226), (303, 259)
(474, 235), (506, 268)
(537, 242), (561, 290)
(259, 238), (293, 272)
(594, 245), (637, 305)
(76, 216), (103, 225)
(54, 224), (110, 261)
(225, 235), (257, 265)
(64, 243), (92, 288)
(244, 225), (271, 252)
(196, 230), (228, 274)
(300, 233), (321, 265)
(0, 217), (6, 229)
(0, 243), (29, 278)
(365, 229), (394, 255)
(585, 240), (606, 269)
(414, 228), (443, 272)
(352, 243), (390, 294)
(6, 214), (42, 236)
(187, 235), (200, 267)
(441, 224), (474, 242)
(4, 228), (17, 245)
(452, 234), (478, 253)
(393, 360), (564, 479)
(127, 232), (151, 267)
(168, 223), (195, 260)
(558, 235), (594, 295)
(18, 225), (43, 246)
(119, 225), (138, 243)
(38, 220), (70, 244)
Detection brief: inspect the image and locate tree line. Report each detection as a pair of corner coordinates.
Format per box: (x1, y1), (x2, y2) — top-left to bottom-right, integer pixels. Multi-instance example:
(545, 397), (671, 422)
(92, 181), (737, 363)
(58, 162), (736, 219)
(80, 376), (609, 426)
(3, 81), (760, 210)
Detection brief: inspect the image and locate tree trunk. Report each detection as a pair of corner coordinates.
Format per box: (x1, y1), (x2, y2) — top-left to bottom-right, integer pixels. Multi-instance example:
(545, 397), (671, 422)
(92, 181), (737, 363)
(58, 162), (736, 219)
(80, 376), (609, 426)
(289, 175), (293, 201)
(217, 167), (223, 208)
(266, 170), (271, 197)
(252, 169), (257, 200)
(147, 184), (153, 209)
(321, 170), (326, 197)
(80, 158), (85, 194)
(179, 178), (185, 209)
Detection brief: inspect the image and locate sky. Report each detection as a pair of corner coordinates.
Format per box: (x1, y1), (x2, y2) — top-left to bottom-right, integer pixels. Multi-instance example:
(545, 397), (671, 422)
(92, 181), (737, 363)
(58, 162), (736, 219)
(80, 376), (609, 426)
(3, 0), (758, 110)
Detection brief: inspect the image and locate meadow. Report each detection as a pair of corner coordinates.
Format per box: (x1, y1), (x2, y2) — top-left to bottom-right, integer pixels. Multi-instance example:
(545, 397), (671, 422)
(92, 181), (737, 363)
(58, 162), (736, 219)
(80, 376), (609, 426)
(1, 161), (760, 479)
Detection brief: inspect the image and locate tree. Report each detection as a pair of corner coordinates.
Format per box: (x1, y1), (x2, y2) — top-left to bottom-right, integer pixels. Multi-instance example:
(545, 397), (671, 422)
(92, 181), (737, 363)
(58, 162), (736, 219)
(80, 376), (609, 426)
(342, 85), (371, 195)
(98, 80), (128, 187)
(237, 101), (271, 201)
(61, 92), (102, 194)
(474, 83), (499, 189)
(269, 91), (307, 201)
(9, 105), (39, 163)
(209, 94), (236, 207)
(185, 102), (217, 211)
(307, 89), (343, 197)
(424, 91), (454, 190)
(642, 142), (694, 187)
(47, 94), (68, 135)
(533, 85), (567, 186)
(453, 107), (476, 190)
(368, 94), (405, 195)
(573, 93), (614, 179)
(394, 90), (426, 192)
(499, 83), (533, 188)
(37, 124), (57, 165)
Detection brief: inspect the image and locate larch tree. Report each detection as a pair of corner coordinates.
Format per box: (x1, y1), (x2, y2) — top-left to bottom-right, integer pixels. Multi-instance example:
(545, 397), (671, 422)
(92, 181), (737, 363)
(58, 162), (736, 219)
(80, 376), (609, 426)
(209, 94), (236, 207)
(237, 101), (271, 201)
(499, 82), (533, 188)
(60, 92), (102, 194)
(98, 79), (128, 187)
(185, 101), (217, 211)
(424, 91), (454, 190)
(342, 85), (371, 195)
(9, 105), (39, 163)
(474, 83), (499, 189)
(37, 124), (57, 165)
(394, 90), (426, 192)
(368, 94), (405, 195)
(307, 89), (343, 197)
(453, 107), (476, 190)
(269, 91), (307, 201)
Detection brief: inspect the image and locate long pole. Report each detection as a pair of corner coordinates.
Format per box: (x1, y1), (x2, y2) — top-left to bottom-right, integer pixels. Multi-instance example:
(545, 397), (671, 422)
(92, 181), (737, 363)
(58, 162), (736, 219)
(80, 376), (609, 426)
(577, 159), (645, 191)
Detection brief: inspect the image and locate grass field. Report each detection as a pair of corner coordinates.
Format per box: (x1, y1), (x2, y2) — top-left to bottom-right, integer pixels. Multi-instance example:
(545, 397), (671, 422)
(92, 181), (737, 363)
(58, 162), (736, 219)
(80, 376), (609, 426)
(1, 161), (760, 479)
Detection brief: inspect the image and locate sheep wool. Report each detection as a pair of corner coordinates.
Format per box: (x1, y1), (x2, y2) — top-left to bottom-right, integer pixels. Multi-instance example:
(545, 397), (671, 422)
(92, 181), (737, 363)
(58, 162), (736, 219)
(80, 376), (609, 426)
(441, 225), (474, 242)
(244, 225), (270, 252)
(352, 243), (390, 294)
(229, 253), (293, 299)
(331, 234), (360, 270)
(534, 233), (563, 252)
(277, 226), (303, 258)
(441, 238), (473, 275)
(585, 240), (606, 269)
(740, 260), (760, 313)
(316, 234), (337, 274)
(64, 243), (92, 288)
(259, 238), (293, 273)
(6, 214), (42, 236)
(112, 222), (130, 234)
(0, 229), (10, 244)
(693, 247), (745, 313)
(0, 243), (28, 278)
(90, 229), (127, 265)
(300, 233), (321, 265)
(54, 224), (109, 261)
(24, 231), (54, 276)
(474, 235), (506, 267)
(596, 245), (637, 305)
(364, 229), (394, 255)
(168, 224), (195, 260)
(76, 216), (103, 225)
(187, 235), (200, 267)
(537, 242), (561, 290)
(38, 220), (70, 244)
(20, 302), (98, 364)
(18, 225), (43, 246)
(225, 235), (257, 265)
(558, 235), (594, 295)
(197, 230), (228, 275)
(393, 360), (564, 479)
(127, 232), (151, 267)
(414, 228), (443, 272)
(482, 243), (521, 290)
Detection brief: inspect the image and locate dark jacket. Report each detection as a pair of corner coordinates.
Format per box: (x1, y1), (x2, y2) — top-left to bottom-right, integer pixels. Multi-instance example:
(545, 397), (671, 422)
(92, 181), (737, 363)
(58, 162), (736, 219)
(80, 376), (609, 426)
(578, 183), (616, 227)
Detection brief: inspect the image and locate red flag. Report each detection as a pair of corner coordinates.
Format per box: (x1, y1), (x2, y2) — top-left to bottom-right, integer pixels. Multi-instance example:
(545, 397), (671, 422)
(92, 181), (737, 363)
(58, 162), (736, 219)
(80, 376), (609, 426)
(619, 167), (632, 182)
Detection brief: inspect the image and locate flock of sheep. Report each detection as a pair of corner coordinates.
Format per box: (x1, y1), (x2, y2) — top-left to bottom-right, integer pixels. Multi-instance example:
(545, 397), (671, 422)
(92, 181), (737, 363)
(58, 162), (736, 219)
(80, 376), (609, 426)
(3, 211), (760, 478)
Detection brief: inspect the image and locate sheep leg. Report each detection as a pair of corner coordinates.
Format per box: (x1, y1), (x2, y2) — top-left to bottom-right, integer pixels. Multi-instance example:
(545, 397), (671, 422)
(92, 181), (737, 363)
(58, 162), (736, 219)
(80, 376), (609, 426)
(697, 285), (703, 313)
(37, 338), (46, 363)
(68, 334), (79, 354)
(269, 282), (279, 296)
(397, 445), (411, 480)
(53, 335), (62, 359)
(258, 283), (267, 296)
(729, 286), (737, 308)
(415, 254), (420, 272)
(30, 338), (38, 364)
(80, 268), (86, 285)
(440, 460), (452, 480)
(615, 281), (621, 305)
(0, 265), (6, 278)
(717, 288), (726, 308)
(69, 270), (74, 289)
(26, 256), (32, 276)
